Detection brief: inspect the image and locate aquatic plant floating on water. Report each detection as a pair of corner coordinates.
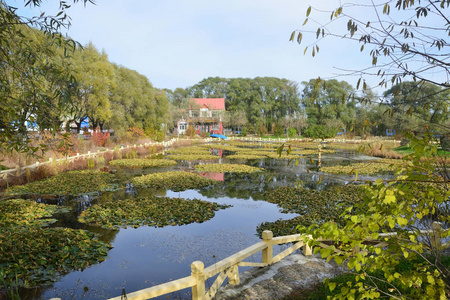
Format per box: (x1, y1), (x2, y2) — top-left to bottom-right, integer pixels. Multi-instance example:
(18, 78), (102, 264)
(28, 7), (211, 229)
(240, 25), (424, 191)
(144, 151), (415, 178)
(78, 196), (231, 229)
(131, 171), (218, 191)
(5, 170), (117, 196)
(194, 163), (262, 173)
(109, 158), (177, 168)
(0, 199), (109, 287)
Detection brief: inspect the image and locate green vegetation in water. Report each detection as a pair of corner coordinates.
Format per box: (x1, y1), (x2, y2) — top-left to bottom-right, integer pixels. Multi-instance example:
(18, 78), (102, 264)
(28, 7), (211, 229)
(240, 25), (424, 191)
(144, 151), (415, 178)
(165, 146), (211, 154)
(194, 163), (262, 173)
(0, 199), (68, 227)
(320, 159), (401, 175)
(257, 185), (364, 237)
(78, 196), (231, 229)
(109, 158), (177, 168)
(0, 199), (109, 287)
(226, 154), (266, 160)
(132, 171), (218, 191)
(166, 154), (221, 161)
(5, 170), (117, 196)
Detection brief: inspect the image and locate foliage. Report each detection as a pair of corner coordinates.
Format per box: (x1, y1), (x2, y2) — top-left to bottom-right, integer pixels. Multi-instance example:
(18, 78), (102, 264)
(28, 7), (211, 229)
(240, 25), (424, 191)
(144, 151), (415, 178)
(320, 159), (400, 175)
(131, 171), (218, 192)
(90, 129), (110, 147)
(273, 124), (284, 137)
(109, 158), (177, 168)
(78, 196), (231, 229)
(166, 154), (221, 161)
(0, 199), (67, 228)
(257, 185), (364, 236)
(258, 124), (268, 137)
(303, 124), (337, 139)
(287, 127), (298, 138)
(0, 198), (108, 287)
(194, 163), (262, 173)
(292, 1), (450, 92)
(0, 227), (109, 287)
(226, 154), (266, 160)
(5, 170), (116, 196)
(166, 146), (211, 154)
(298, 135), (450, 299)
(0, 0), (94, 156)
(188, 76), (302, 129)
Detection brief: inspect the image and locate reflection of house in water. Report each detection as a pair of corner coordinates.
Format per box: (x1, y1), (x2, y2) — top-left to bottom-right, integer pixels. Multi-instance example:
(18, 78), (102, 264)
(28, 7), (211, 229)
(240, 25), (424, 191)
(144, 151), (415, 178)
(198, 172), (224, 181)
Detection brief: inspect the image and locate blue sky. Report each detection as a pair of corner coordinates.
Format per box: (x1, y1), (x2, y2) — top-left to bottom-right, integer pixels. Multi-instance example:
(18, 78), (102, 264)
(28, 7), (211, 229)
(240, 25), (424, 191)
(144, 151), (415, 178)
(10, 0), (392, 91)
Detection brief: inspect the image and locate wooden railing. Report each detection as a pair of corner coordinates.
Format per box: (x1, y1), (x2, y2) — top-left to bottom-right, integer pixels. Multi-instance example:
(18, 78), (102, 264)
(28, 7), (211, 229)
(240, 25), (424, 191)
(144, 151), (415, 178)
(108, 230), (312, 300)
(109, 223), (445, 300)
(0, 137), (217, 180)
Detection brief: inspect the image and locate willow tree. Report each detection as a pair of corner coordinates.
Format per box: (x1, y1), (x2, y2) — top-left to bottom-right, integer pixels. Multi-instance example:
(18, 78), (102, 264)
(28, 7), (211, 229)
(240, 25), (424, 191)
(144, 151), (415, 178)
(0, 0), (93, 155)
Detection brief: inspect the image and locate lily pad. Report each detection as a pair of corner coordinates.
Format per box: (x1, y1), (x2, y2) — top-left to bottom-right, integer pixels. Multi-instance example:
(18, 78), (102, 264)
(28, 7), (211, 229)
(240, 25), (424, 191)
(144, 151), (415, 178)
(5, 170), (116, 196)
(131, 171), (218, 191)
(194, 163), (262, 173)
(257, 185), (364, 236)
(78, 196), (231, 229)
(109, 158), (177, 168)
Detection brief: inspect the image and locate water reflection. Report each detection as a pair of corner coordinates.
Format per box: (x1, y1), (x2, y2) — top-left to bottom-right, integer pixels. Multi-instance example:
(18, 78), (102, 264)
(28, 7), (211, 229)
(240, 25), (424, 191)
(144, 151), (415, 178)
(9, 151), (397, 300)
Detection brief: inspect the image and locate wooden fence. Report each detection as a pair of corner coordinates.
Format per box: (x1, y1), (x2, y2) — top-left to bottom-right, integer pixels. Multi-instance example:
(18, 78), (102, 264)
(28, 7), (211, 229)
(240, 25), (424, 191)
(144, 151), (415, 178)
(108, 223), (443, 300)
(0, 137), (219, 181)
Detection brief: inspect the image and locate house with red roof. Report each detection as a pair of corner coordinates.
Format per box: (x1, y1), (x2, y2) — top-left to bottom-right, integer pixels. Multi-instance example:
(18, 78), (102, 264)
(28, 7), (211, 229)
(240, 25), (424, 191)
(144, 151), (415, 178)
(177, 98), (225, 135)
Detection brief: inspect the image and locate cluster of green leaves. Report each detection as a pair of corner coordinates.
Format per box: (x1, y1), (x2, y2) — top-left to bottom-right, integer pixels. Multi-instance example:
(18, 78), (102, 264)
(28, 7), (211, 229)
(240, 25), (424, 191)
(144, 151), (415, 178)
(194, 163), (262, 173)
(226, 154), (266, 160)
(78, 196), (231, 229)
(0, 227), (109, 287)
(0, 199), (67, 228)
(131, 171), (217, 191)
(165, 146), (211, 154)
(109, 158), (177, 168)
(0, 199), (109, 287)
(300, 136), (450, 299)
(166, 154), (221, 161)
(320, 159), (400, 175)
(199, 144), (242, 151)
(257, 185), (364, 236)
(5, 170), (116, 196)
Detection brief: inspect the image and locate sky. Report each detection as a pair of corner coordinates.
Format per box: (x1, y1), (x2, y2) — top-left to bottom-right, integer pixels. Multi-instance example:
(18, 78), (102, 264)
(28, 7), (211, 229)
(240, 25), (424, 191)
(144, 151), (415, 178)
(8, 0), (408, 92)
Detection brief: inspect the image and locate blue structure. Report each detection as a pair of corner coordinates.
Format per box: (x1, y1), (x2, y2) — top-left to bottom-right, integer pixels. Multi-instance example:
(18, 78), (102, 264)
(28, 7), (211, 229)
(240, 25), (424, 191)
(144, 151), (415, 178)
(210, 134), (227, 140)
(336, 128), (346, 136)
(386, 129), (396, 136)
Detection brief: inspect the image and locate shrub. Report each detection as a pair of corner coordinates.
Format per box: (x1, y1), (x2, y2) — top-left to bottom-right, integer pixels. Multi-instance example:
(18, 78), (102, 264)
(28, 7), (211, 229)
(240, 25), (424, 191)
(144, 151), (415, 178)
(91, 128), (110, 147)
(273, 124), (284, 137)
(258, 124), (268, 137)
(287, 127), (298, 138)
(303, 124), (337, 139)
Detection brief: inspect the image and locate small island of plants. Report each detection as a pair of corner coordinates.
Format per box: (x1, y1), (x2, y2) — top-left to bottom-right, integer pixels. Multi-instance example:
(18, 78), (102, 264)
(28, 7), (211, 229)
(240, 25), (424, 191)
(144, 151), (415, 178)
(131, 171), (218, 191)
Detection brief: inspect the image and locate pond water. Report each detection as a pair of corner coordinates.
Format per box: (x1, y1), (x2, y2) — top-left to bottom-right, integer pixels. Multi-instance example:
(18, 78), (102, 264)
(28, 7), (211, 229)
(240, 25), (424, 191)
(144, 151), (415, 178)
(15, 148), (392, 300)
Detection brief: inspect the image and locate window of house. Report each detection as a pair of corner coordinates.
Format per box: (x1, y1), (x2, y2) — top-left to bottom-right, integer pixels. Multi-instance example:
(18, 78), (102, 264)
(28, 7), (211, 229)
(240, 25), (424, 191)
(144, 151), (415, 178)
(200, 108), (208, 117)
(195, 125), (199, 130)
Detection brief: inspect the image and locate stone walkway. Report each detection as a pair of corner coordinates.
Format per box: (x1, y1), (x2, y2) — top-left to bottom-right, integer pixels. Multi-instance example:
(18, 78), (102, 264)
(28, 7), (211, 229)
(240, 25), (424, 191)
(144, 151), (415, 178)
(215, 253), (345, 300)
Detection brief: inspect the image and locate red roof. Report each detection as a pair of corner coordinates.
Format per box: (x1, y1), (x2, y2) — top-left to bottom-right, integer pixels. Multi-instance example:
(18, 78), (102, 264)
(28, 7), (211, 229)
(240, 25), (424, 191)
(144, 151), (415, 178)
(189, 98), (225, 110)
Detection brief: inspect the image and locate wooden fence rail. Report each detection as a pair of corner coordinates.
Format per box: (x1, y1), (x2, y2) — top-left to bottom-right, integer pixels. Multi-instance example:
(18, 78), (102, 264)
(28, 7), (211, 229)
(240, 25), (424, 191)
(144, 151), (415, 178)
(108, 223), (444, 300)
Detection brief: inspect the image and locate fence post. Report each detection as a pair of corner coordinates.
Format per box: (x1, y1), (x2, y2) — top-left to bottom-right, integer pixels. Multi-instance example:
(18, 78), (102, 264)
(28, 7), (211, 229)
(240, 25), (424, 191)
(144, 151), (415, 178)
(262, 230), (273, 265)
(303, 235), (313, 256)
(228, 264), (240, 285)
(191, 261), (205, 300)
(432, 222), (442, 251)
(318, 145), (322, 168)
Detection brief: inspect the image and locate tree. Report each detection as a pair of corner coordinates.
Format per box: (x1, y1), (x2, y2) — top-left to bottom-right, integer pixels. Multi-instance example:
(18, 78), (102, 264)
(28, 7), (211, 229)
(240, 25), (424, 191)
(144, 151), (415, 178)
(301, 79), (357, 130)
(292, 0), (450, 93)
(289, 1), (450, 298)
(0, 0), (93, 155)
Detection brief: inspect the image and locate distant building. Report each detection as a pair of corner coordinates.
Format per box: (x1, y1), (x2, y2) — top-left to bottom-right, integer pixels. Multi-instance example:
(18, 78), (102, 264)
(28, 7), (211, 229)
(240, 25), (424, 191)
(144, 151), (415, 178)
(177, 98), (225, 135)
